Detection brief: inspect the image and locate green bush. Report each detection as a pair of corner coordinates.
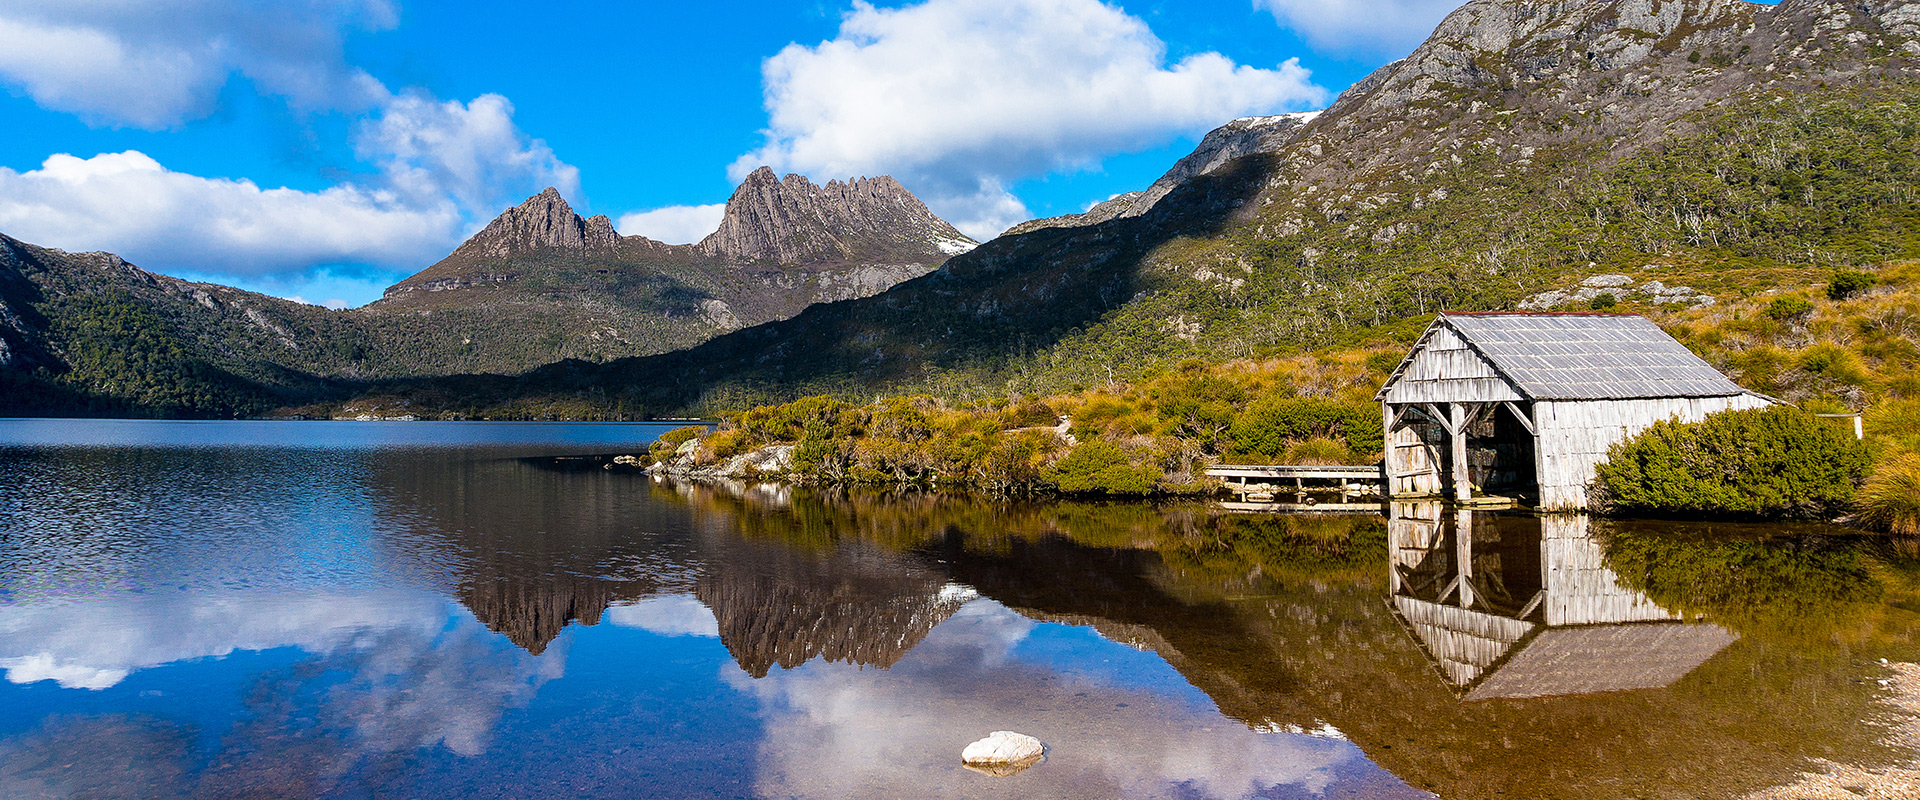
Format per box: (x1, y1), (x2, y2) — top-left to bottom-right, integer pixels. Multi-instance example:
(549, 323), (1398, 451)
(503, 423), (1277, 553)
(1766, 295), (1814, 320)
(1589, 292), (1619, 310)
(1857, 454), (1920, 535)
(1047, 440), (1159, 494)
(1229, 396), (1382, 460)
(649, 424), (709, 460)
(1595, 405), (1871, 518)
(1828, 270), (1876, 301)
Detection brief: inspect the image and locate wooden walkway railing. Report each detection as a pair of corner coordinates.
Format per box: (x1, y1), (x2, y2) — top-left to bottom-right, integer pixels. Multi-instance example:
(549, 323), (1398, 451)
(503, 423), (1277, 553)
(1206, 464), (1383, 481)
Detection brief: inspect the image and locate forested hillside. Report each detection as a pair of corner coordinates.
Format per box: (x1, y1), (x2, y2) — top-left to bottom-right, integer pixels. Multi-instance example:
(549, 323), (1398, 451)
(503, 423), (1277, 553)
(340, 0), (1920, 419)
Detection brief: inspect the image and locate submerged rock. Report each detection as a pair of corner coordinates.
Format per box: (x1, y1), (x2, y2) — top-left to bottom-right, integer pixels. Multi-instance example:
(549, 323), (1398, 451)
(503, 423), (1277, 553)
(961, 731), (1045, 776)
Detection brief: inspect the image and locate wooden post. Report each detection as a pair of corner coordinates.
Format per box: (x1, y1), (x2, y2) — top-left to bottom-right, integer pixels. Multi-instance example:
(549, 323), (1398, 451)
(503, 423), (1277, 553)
(1455, 507), (1475, 609)
(1450, 403), (1472, 502)
(1381, 403), (1396, 499)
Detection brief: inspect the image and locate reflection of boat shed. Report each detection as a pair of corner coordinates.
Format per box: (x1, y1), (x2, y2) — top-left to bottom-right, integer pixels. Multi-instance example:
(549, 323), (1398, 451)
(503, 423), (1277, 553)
(1390, 506), (1738, 700)
(1376, 312), (1771, 511)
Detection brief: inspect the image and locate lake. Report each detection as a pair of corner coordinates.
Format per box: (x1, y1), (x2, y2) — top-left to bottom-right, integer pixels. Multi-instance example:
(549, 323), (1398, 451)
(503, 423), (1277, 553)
(1, 419), (1916, 799)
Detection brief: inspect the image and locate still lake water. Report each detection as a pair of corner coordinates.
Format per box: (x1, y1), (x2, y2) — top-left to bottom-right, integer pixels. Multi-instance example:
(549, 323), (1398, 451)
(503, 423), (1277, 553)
(1, 419), (1917, 799)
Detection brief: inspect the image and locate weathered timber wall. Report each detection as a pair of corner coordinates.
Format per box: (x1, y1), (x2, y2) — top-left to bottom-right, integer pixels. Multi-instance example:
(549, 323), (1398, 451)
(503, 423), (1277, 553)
(1534, 394), (1772, 511)
(1381, 327), (1523, 405)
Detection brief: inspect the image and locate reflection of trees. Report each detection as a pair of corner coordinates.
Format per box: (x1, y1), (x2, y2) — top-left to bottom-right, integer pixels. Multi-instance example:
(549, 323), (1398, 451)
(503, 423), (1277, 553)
(1597, 519), (1890, 640)
(653, 481), (1915, 800)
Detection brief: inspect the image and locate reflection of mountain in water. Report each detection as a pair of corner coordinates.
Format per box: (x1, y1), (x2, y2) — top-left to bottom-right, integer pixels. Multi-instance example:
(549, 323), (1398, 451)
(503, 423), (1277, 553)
(697, 538), (974, 678)
(1388, 502), (1736, 700)
(460, 573), (625, 655)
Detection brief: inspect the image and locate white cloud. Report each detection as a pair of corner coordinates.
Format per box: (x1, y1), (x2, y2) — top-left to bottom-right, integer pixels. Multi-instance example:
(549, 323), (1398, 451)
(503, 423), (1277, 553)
(605, 594), (722, 637)
(0, 0), (397, 129)
(0, 590), (447, 690)
(734, 0), (1328, 239)
(0, 90), (579, 279)
(0, 150), (461, 276)
(356, 92), (581, 217)
(729, 601), (1367, 799)
(1253, 0), (1466, 53)
(0, 3), (582, 282)
(616, 204), (728, 245)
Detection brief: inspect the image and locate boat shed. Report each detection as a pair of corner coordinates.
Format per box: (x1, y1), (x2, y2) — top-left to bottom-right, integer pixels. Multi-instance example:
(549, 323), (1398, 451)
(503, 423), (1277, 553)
(1376, 312), (1771, 511)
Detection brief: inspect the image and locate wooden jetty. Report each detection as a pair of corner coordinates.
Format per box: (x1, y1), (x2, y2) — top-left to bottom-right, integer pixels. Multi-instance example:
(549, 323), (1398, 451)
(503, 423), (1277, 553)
(1206, 464), (1384, 500)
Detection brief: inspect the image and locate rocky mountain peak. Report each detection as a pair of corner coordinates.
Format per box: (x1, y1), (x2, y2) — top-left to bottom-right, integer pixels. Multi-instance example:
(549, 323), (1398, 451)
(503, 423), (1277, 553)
(450, 187), (624, 260)
(698, 167), (976, 265)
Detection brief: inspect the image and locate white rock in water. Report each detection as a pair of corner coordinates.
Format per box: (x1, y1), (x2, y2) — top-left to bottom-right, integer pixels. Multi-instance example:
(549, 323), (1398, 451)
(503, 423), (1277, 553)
(961, 731), (1045, 767)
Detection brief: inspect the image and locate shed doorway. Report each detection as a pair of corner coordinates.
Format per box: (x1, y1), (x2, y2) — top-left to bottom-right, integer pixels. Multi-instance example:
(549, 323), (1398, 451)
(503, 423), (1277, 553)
(1466, 403), (1538, 502)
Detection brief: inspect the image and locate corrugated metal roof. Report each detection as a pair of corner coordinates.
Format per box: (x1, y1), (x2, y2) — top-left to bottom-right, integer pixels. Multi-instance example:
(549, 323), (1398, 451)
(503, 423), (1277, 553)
(1416, 313), (1748, 401)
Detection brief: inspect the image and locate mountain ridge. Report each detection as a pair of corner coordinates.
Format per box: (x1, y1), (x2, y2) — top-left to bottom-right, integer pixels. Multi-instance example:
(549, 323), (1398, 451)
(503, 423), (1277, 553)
(341, 0), (1920, 418)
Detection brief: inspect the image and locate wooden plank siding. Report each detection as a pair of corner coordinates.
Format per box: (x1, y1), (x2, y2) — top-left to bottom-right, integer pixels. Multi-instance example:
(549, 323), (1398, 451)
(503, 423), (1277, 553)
(1381, 328), (1524, 405)
(1533, 394), (1772, 511)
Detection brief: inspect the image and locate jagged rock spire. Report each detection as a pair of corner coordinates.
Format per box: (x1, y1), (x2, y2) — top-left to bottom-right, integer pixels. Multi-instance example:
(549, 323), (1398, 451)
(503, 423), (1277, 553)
(449, 187), (621, 260)
(698, 167), (975, 265)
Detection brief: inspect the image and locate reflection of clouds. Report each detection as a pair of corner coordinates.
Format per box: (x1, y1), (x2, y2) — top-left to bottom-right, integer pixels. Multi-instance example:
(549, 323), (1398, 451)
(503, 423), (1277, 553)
(311, 612), (564, 757)
(0, 591), (445, 689)
(731, 601), (1367, 800)
(604, 594), (720, 637)
(0, 601), (564, 796)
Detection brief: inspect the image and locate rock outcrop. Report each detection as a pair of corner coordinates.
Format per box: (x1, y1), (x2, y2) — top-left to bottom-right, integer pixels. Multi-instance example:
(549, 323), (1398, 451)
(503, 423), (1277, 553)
(698, 167), (976, 265)
(447, 187), (627, 260)
(1005, 112), (1320, 237)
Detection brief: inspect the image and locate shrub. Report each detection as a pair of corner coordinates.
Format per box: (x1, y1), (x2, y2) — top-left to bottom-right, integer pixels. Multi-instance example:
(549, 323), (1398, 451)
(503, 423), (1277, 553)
(1229, 396), (1382, 460)
(1365, 351), (1404, 374)
(1047, 440), (1159, 494)
(1857, 454), (1920, 535)
(657, 425), (705, 448)
(1766, 295), (1815, 320)
(650, 425), (708, 459)
(1828, 270), (1876, 301)
(1589, 292), (1619, 310)
(1283, 436), (1353, 465)
(1595, 405), (1871, 518)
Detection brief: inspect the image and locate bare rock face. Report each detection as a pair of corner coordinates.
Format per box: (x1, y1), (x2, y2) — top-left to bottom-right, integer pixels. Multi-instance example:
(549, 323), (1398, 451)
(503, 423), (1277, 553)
(1127, 112), (1320, 216)
(447, 188), (625, 260)
(698, 167), (976, 265)
(1003, 112), (1319, 237)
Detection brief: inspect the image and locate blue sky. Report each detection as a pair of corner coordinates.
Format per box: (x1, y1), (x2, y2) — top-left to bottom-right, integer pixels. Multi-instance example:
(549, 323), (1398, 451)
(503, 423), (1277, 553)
(0, 0), (1467, 307)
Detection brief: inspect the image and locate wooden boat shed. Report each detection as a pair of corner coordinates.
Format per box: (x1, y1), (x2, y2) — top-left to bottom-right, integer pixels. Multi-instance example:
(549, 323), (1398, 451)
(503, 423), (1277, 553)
(1376, 312), (1770, 511)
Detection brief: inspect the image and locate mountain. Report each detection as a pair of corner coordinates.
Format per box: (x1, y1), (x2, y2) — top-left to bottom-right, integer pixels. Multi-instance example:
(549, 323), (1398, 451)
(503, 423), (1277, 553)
(0, 168), (973, 416)
(356, 0), (1920, 417)
(360, 170), (974, 376)
(699, 167), (976, 264)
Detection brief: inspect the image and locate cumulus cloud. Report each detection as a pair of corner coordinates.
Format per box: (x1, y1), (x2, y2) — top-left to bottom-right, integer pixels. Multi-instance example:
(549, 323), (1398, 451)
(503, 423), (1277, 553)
(734, 0), (1328, 239)
(0, 3), (580, 281)
(616, 204), (728, 246)
(0, 151), (460, 275)
(0, 91), (577, 279)
(1253, 0), (1466, 53)
(0, 0), (396, 129)
(356, 92), (581, 216)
